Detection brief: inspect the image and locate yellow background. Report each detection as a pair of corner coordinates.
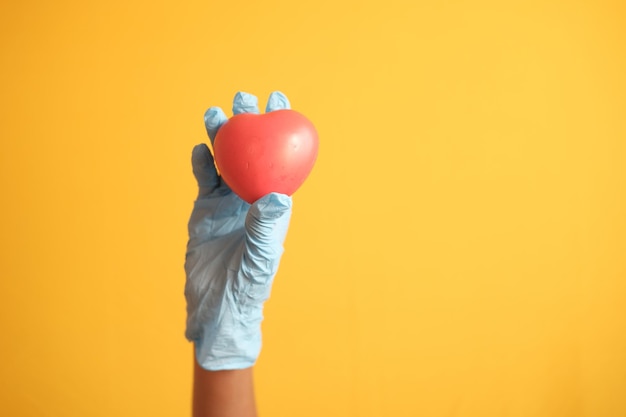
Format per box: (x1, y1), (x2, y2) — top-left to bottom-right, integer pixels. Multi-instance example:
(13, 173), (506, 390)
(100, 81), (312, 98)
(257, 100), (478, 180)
(1, 0), (625, 416)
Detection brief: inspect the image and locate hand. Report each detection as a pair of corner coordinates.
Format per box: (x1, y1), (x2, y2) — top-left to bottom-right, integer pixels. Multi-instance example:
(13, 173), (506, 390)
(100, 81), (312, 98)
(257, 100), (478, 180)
(185, 91), (293, 371)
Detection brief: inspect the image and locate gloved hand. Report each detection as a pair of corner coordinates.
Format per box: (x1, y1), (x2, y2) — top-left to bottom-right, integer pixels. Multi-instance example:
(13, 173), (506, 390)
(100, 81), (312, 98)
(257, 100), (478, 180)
(184, 91), (293, 371)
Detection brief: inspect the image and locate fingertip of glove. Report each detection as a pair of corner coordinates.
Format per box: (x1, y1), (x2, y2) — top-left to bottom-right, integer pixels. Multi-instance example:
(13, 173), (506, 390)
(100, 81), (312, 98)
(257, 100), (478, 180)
(266, 91), (291, 112)
(192, 143), (210, 158)
(192, 144), (213, 172)
(258, 192), (292, 209)
(233, 92), (260, 115)
(250, 193), (292, 219)
(204, 106), (225, 125)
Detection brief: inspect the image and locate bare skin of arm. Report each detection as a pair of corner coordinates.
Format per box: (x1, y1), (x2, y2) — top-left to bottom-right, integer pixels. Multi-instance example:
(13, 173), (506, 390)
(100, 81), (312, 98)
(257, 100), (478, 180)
(193, 355), (258, 417)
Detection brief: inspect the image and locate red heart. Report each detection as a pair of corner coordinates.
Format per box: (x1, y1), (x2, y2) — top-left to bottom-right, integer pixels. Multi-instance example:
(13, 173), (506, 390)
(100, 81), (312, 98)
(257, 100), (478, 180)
(213, 109), (319, 204)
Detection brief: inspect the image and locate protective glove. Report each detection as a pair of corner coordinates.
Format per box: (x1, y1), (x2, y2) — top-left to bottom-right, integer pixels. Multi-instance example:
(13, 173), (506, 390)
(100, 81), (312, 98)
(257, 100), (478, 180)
(184, 91), (293, 371)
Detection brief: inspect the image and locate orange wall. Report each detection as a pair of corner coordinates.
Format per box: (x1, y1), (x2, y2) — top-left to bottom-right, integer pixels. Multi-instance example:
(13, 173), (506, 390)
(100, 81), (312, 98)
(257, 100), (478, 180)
(1, 1), (625, 416)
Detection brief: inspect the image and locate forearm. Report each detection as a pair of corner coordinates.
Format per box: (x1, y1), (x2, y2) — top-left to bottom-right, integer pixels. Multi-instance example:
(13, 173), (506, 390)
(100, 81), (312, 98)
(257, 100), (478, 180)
(193, 353), (257, 417)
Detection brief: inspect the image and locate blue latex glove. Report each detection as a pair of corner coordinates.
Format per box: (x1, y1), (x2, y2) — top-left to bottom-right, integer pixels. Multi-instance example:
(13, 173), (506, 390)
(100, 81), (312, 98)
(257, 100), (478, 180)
(185, 91), (293, 370)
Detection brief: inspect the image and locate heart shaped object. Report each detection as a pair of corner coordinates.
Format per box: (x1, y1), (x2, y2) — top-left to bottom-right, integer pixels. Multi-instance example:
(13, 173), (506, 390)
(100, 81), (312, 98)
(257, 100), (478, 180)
(213, 109), (319, 204)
